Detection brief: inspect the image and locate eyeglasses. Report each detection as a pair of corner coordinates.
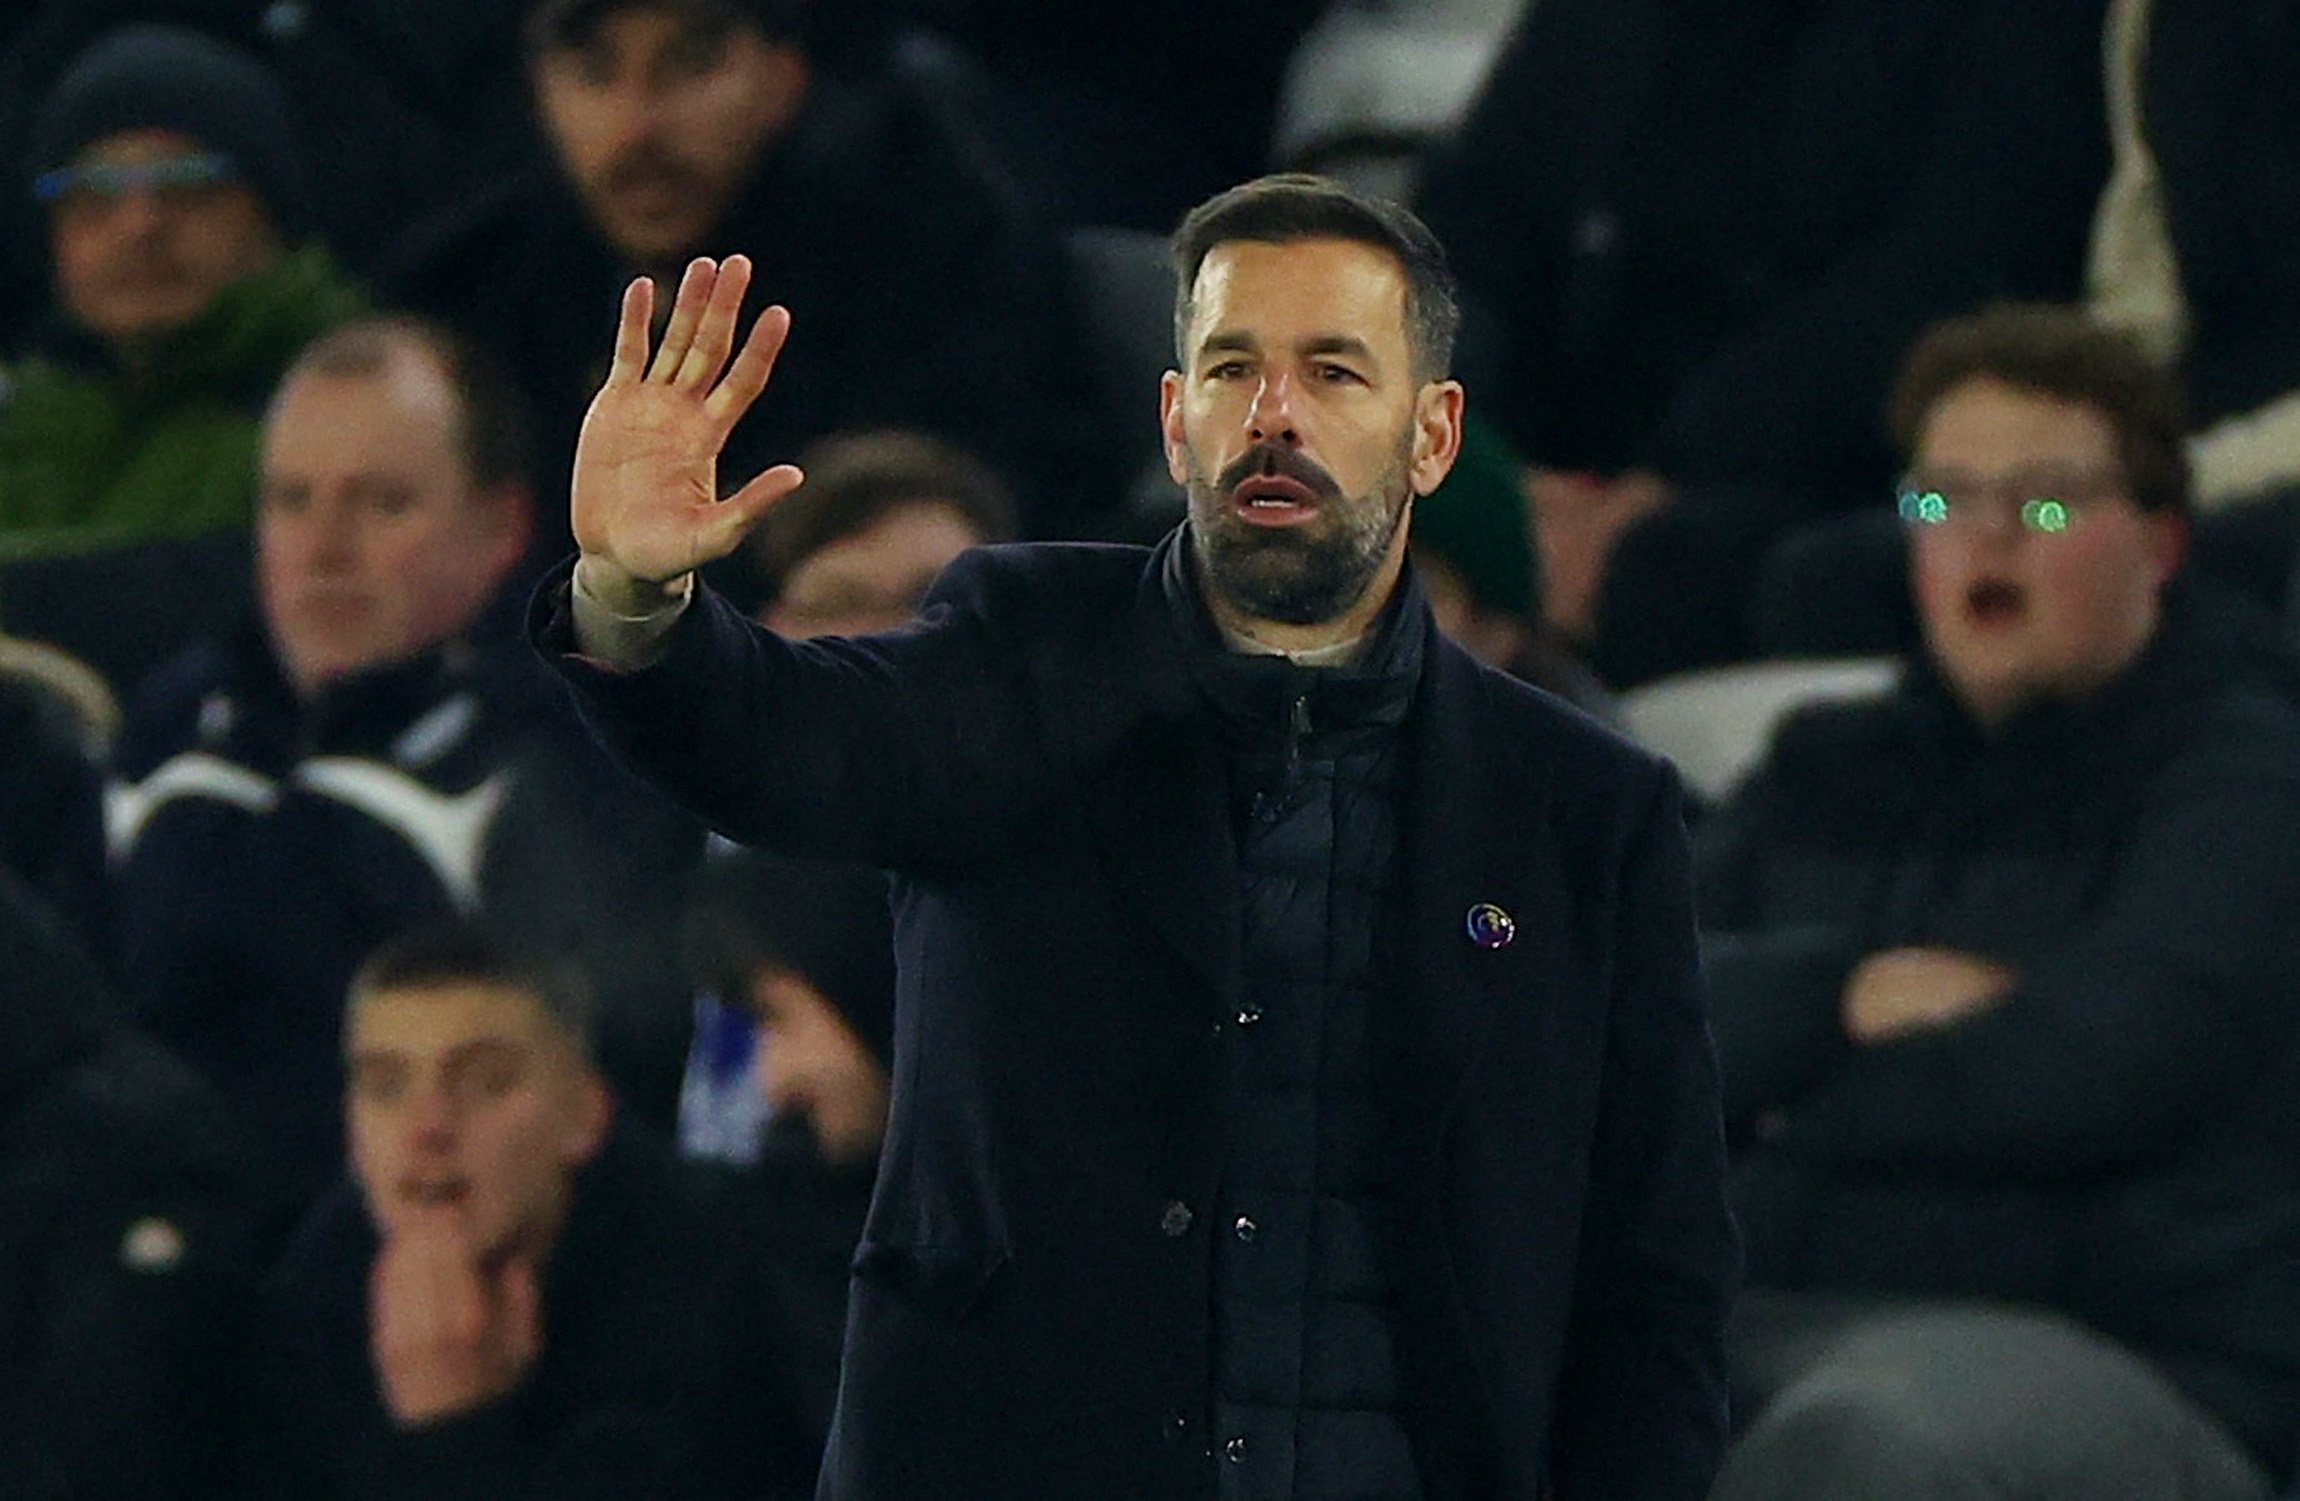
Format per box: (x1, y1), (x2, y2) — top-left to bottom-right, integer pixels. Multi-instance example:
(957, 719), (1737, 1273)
(34, 151), (240, 206)
(1894, 468), (2128, 536)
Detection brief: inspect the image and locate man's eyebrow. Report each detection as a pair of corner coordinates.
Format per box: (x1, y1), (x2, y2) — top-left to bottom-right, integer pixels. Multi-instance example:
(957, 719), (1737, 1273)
(1197, 330), (1261, 359)
(442, 1037), (529, 1069)
(1300, 334), (1377, 363)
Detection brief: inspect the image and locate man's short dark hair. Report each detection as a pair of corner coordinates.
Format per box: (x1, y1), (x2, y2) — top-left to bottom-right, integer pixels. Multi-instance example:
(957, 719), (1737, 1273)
(1889, 303), (2191, 517)
(348, 919), (596, 1050)
(282, 315), (532, 492)
(747, 428), (1017, 607)
(524, 0), (805, 55)
(1169, 172), (1461, 383)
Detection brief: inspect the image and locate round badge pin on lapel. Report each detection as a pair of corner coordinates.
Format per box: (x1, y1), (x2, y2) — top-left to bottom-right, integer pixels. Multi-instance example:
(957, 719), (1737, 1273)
(1466, 903), (1516, 950)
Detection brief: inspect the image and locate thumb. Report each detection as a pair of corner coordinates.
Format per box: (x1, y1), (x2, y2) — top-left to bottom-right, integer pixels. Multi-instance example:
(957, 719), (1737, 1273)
(704, 462), (806, 556)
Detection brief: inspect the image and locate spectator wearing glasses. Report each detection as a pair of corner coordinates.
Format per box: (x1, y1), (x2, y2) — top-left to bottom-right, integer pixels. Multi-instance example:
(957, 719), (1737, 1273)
(1697, 303), (2300, 1499)
(0, 24), (363, 692)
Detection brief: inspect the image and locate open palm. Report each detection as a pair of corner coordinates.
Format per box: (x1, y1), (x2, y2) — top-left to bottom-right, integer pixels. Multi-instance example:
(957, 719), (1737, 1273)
(571, 255), (805, 588)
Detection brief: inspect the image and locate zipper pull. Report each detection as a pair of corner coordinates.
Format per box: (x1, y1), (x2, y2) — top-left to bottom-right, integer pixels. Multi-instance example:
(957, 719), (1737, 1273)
(1285, 692), (1310, 778)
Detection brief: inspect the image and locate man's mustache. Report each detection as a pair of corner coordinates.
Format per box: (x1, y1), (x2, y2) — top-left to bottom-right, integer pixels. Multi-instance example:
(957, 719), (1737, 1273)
(1215, 442), (1341, 500)
(598, 146), (708, 200)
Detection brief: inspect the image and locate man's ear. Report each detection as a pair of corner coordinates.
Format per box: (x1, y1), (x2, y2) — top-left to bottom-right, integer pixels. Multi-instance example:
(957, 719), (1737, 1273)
(2146, 509), (2189, 588)
(1409, 381), (1467, 497)
(562, 1066), (613, 1168)
(755, 44), (811, 139)
(478, 480), (535, 579)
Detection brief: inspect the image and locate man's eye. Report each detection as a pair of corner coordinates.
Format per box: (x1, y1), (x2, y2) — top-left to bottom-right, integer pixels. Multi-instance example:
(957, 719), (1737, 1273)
(662, 35), (725, 79)
(1315, 363), (1362, 384)
(352, 1065), (405, 1103)
(1206, 361), (1250, 380)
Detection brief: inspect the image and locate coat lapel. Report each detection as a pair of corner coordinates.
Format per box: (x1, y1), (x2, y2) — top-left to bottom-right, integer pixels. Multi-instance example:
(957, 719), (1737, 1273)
(1049, 564), (1242, 1012)
(1392, 643), (1564, 1164)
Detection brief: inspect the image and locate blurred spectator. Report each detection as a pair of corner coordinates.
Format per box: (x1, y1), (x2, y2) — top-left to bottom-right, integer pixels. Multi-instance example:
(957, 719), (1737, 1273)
(1408, 413), (1615, 718)
(1415, 0), (2109, 685)
(1761, 0), (2300, 664)
(0, 867), (282, 1501)
(675, 426), (1002, 1157)
(380, 0), (1096, 544)
(248, 921), (820, 1499)
(1698, 306), (2300, 1498)
(740, 425), (1016, 627)
(683, 850), (894, 1433)
(0, 23), (361, 559)
(105, 315), (699, 1198)
(0, 22), (363, 695)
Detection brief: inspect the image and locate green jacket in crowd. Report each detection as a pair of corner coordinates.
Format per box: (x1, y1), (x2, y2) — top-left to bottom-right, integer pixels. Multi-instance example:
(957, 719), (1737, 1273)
(0, 247), (363, 563)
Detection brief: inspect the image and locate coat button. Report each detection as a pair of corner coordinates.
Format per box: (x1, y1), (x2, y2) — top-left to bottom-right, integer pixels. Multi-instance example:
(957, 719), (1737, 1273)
(1225, 1435), (1248, 1463)
(1237, 1004), (1264, 1026)
(1232, 1215), (1258, 1243)
(1160, 1200), (1193, 1237)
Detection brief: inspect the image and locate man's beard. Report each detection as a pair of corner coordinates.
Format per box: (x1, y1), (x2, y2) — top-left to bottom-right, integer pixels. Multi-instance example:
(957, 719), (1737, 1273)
(1187, 437), (1415, 627)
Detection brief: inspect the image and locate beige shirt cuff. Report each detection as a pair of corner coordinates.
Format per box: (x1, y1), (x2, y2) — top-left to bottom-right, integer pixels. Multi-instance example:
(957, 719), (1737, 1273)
(570, 557), (694, 670)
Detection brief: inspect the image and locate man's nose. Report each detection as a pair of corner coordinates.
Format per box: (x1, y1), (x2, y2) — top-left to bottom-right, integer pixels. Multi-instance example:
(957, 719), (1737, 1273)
(105, 187), (171, 239)
(302, 498), (362, 565)
(406, 1082), (458, 1148)
(599, 79), (669, 152)
(1246, 370), (1301, 445)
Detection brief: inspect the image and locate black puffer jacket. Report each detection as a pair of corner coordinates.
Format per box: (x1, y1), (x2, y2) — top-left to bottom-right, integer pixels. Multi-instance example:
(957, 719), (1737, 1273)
(1697, 586), (2300, 1479)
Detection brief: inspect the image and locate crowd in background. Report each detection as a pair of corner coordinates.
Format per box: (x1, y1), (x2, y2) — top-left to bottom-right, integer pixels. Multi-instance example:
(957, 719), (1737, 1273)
(6, 0), (2300, 1495)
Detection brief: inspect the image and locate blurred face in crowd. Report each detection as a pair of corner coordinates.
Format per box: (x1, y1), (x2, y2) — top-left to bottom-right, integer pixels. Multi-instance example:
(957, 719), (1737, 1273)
(258, 341), (529, 695)
(533, 5), (805, 269)
(46, 128), (282, 349)
(747, 967), (888, 1167)
(1905, 376), (2185, 725)
(347, 979), (610, 1258)
(761, 500), (986, 637)
(1163, 236), (1461, 639)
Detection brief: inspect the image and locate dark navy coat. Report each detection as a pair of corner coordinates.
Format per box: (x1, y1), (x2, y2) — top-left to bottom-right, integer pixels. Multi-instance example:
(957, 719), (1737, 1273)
(537, 535), (1738, 1500)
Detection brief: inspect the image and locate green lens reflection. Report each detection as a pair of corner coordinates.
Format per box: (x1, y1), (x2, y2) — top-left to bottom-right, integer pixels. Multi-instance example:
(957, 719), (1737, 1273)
(2020, 498), (2070, 533)
(1897, 490), (1950, 525)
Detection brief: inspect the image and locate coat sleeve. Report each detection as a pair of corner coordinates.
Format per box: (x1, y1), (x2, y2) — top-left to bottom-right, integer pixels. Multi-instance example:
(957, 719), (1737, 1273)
(532, 552), (1042, 874)
(1548, 765), (1740, 1500)
(1784, 696), (2300, 1175)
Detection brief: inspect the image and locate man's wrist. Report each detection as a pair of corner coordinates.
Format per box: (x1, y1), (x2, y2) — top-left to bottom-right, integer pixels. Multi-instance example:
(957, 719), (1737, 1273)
(575, 554), (693, 617)
(570, 555), (695, 668)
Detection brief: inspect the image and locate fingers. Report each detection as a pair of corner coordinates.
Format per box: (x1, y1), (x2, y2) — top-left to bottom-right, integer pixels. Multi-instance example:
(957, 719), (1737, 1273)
(705, 301), (792, 427)
(675, 253), (753, 389)
(647, 257), (718, 383)
(496, 1257), (544, 1370)
(708, 462), (808, 555)
(608, 277), (655, 386)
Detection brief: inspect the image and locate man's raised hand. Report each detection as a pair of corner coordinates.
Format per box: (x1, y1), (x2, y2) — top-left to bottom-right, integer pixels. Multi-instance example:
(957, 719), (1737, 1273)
(571, 255), (804, 600)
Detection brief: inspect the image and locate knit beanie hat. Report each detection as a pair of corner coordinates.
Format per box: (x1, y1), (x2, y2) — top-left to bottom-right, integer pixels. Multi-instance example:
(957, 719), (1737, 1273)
(29, 24), (307, 232)
(684, 850), (897, 1066)
(1412, 412), (1542, 619)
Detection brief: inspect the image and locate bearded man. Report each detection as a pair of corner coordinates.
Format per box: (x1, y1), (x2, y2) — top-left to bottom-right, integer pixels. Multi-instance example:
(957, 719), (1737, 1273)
(532, 173), (1739, 1501)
